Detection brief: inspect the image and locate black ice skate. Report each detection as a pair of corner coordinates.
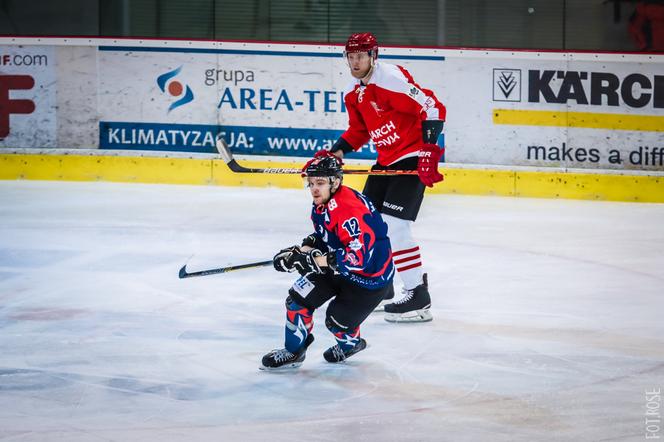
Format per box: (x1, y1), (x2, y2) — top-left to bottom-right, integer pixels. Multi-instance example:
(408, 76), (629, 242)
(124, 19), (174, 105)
(384, 273), (433, 323)
(260, 334), (314, 371)
(323, 338), (367, 363)
(373, 282), (395, 312)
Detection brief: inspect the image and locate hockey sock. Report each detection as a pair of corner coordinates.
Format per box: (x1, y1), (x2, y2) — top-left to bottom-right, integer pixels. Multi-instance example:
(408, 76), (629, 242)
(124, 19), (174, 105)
(326, 317), (361, 353)
(284, 295), (313, 353)
(383, 214), (423, 290)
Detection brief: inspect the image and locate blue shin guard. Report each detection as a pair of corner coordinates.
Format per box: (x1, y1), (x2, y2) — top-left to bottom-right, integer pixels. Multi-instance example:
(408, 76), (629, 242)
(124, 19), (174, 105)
(284, 296), (314, 353)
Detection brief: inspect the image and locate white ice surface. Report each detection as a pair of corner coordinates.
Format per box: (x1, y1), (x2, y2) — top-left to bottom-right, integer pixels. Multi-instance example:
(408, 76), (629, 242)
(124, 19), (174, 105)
(0, 180), (663, 442)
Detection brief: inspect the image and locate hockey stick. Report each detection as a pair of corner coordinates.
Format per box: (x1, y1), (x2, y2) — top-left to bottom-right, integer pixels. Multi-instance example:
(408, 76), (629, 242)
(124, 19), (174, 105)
(178, 260), (272, 279)
(215, 137), (419, 176)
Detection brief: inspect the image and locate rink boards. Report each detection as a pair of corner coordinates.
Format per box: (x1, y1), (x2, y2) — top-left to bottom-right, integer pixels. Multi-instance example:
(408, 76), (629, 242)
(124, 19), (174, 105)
(1, 152), (662, 203)
(1, 37), (662, 202)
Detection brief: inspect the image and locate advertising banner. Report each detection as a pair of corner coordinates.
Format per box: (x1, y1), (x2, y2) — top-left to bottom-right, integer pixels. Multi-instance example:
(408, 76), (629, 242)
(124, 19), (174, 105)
(1, 38), (662, 171)
(0, 45), (56, 148)
(445, 53), (664, 170)
(97, 45), (446, 161)
(97, 43), (663, 170)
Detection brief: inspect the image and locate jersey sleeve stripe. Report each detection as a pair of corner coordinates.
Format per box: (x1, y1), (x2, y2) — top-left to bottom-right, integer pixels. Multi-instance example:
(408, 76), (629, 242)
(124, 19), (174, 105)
(392, 246), (420, 257)
(394, 254), (421, 265)
(395, 261), (422, 272)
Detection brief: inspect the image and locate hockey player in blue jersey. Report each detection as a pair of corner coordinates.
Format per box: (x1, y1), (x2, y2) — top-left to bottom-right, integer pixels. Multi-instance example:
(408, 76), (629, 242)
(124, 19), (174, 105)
(260, 152), (394, 370)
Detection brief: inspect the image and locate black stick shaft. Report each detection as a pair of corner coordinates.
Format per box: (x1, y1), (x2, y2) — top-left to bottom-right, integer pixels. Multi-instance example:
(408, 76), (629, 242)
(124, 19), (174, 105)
(218, 139), (419, 176)
(179, 260), (273, 279)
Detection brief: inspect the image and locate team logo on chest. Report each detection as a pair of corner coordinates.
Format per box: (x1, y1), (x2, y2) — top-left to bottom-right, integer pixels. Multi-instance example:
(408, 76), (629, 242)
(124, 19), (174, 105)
(356, 86), (365, 103)
(370, 100), (383, 116)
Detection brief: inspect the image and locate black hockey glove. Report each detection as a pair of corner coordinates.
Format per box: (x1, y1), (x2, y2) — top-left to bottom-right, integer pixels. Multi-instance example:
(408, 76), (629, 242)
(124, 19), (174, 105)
(290, 248), (324, 276)
(273, 246), (299, 272)
(302, 233), (325, 250)
(422, 120), (445, 144)
(301, 233), (316, 249)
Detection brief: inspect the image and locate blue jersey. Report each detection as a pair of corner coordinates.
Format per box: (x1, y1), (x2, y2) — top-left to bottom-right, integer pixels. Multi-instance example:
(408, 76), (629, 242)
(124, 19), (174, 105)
(309, 185), (394, 290)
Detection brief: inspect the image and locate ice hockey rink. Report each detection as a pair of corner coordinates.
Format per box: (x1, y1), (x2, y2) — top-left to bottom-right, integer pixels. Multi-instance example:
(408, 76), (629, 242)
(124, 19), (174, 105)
(0, 179), (662, 442)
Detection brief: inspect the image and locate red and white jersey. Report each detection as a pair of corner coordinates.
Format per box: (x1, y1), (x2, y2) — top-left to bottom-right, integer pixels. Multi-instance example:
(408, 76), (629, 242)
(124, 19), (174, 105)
(340, 62), (446, 166)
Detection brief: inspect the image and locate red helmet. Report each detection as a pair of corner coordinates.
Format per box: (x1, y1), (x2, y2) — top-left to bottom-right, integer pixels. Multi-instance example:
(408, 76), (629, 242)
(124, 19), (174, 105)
(345, 32), (378, 58)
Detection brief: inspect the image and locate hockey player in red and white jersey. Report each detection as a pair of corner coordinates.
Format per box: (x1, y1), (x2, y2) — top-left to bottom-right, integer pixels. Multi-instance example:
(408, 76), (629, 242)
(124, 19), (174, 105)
(321, 32), (447, 323)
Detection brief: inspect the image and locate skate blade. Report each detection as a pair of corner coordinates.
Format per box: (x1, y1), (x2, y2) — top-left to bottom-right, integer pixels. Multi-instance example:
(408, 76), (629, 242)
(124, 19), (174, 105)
(258, 361), (304, 371)
(384, 309), (433, 323)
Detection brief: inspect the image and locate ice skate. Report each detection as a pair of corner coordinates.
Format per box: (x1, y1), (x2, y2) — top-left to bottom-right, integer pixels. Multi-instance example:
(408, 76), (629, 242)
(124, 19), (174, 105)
(260, 334), (314, 371)
(384, 273), (433, 323)
(323, 338), (367, 363)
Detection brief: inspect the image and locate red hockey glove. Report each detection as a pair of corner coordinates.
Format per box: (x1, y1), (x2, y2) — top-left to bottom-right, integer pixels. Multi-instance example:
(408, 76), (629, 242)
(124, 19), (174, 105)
(314, 150), (344, 163)
(313, 149), (333, 159)
(417, 144), (444, 188)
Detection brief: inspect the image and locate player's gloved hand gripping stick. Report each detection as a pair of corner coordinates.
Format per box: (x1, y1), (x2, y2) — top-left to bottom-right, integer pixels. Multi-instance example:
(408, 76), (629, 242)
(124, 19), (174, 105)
(273, 246), (325, 276)
(179, 247), (326, 279)
(418, 120), (445, 187)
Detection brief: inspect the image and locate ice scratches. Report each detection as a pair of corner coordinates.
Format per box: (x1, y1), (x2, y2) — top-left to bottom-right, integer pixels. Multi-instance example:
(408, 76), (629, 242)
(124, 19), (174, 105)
(319, 371), (562, 431)
(8, 307), (87, 321)
(0, 368), (74, 391)
(440, 318), (664, 359)
(0, 271), (19, 282)
(0, 249), (76, 268)
(0, 367), (222, 401)
(104, 376), (214, 401)
(177, 330), (234, 341)
(432, 237), (664, 283)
